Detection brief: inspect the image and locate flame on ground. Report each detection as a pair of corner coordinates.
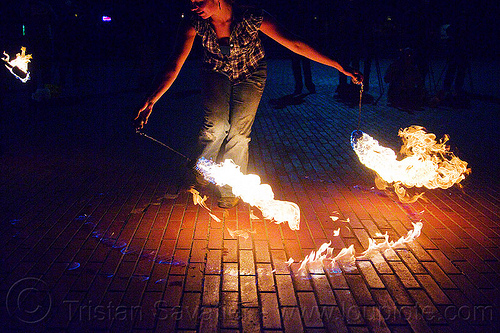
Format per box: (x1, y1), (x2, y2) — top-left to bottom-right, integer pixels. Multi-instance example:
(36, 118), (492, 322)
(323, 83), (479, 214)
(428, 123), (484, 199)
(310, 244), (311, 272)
(187, 188), (221, 222)
(2, 47), (32, 83)
(298, 221), (423, 274)
(351, 126), (470, 202)
(196, 158), (301, 230)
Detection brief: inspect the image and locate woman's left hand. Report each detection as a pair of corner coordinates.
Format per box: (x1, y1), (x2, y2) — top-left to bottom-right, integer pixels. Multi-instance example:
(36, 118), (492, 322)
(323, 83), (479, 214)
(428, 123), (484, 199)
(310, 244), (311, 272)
(345, 67), (364, 85)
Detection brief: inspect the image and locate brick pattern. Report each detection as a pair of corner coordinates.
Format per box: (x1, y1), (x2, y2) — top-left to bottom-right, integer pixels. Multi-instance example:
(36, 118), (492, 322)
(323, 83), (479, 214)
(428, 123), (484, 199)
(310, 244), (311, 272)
(1, 59), (499, 332)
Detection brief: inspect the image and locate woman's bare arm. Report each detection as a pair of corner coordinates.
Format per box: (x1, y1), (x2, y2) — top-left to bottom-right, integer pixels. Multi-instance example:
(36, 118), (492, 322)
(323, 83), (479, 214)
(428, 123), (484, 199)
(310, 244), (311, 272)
(135, 19), (197, 129)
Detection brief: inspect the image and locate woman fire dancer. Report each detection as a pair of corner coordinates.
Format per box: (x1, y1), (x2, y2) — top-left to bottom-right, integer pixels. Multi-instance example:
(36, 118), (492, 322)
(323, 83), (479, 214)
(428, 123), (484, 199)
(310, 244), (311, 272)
(134, 0), (363, 208)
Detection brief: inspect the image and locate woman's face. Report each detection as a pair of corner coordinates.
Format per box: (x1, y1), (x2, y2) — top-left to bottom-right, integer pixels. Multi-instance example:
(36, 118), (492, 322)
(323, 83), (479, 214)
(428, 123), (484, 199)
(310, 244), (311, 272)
(190, 0), (218, 19)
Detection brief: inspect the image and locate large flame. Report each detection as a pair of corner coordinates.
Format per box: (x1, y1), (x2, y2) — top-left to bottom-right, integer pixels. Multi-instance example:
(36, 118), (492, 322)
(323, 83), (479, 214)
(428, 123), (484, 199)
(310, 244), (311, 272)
(298, 221), (423, 274)
(196, 158), (301, 230)
(351, 126), (470, 202)
(2, 47), (32, 83)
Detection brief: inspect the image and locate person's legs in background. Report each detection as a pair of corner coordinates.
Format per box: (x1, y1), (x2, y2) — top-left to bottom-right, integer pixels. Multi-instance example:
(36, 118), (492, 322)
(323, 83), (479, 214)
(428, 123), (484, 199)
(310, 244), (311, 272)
(291, 54), (303, 95)
(301, 57), (315, 93)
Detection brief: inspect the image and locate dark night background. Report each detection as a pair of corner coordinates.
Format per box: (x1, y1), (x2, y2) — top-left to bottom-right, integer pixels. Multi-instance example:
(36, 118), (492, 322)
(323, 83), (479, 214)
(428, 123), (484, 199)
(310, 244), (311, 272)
(1, 0), (498, 63)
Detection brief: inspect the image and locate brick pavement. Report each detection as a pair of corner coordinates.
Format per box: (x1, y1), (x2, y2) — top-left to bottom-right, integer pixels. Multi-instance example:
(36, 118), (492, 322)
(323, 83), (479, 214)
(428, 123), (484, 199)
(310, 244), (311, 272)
(0, 58), (499, 332)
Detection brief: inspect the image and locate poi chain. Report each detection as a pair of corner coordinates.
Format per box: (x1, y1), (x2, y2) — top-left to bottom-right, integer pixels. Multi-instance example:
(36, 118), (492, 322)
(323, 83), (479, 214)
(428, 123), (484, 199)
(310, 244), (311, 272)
(357, 83), (364, 130)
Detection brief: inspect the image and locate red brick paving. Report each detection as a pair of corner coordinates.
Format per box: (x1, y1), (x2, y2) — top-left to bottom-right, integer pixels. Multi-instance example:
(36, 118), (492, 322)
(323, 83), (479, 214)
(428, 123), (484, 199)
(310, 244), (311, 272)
(1, 59), (499, 332)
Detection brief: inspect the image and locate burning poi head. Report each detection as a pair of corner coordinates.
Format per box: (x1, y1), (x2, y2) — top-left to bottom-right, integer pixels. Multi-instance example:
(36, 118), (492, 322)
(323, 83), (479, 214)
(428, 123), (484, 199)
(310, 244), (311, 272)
(351, 126), (470, 202)
(196, 158), (301, 230)
(2, 47), (32, 82)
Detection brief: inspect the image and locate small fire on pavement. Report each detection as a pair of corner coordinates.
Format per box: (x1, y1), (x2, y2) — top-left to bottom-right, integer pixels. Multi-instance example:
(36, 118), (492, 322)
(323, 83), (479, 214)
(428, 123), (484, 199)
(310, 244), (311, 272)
(297, 221), (423, 274)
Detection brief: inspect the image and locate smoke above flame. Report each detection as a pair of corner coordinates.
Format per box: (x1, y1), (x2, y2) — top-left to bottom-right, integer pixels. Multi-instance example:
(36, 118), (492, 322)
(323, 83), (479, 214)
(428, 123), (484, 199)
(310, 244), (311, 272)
(2, 47), (32, 83)
(196, 158), (301, 230)
(351, 126), (470, 202)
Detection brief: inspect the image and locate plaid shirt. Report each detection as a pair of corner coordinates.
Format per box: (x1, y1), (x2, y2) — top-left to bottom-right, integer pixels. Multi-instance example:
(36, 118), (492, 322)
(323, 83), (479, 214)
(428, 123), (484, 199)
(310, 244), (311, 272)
(191, 7), (265, 83)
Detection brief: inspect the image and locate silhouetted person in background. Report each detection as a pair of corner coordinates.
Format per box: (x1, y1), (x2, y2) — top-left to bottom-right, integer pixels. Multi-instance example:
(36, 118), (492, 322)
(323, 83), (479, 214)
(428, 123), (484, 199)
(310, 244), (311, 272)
(401, 0), (438, 88)
(288, 1), (317, 95)
(291, 55), (315, 95)
(384, 47), (426, 110)
(433, 5), (471, 108)
(333, 0), (364, 102)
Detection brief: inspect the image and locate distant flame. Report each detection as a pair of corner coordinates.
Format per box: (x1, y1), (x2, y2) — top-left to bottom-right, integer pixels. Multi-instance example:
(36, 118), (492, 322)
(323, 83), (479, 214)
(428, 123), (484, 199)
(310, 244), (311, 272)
(351, 126), (470, 202)
(2, 47), (32, 82)
(196, 158), (301, 230)
(298, 221), (423, 274)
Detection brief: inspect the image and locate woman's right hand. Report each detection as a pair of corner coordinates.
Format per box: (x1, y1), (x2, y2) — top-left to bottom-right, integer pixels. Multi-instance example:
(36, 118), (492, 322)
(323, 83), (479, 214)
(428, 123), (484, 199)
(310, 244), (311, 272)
(134, 100), (155, 130)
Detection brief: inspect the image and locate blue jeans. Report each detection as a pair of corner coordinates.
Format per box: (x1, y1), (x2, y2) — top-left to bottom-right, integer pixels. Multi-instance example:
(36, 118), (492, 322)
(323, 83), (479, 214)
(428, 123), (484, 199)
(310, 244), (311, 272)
(198, 61), (267, 196)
